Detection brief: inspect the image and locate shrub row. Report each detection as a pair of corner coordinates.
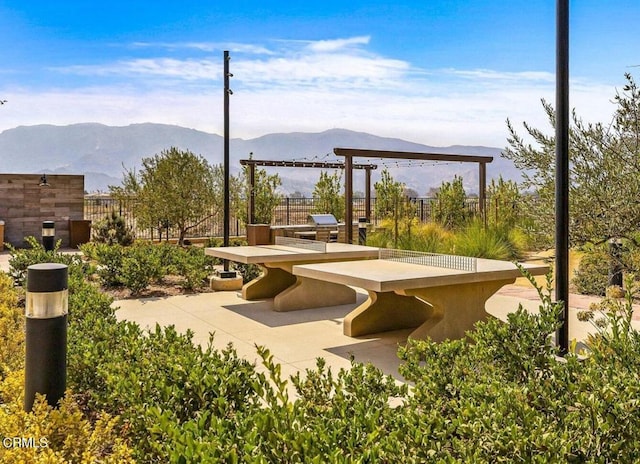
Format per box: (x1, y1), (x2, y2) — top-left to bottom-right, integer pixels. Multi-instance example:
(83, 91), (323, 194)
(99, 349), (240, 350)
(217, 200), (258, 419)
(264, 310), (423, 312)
(6, 243), (640, 462)
(79, 241), (215, 293)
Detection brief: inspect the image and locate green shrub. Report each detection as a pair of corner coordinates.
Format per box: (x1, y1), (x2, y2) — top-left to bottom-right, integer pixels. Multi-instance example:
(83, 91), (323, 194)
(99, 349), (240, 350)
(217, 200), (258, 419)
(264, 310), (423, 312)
(6, 236), (87, 286)
(367, 218), (453, 253)
(119, 244), (163, 294)
(0, 273), (23, 381)
(80, 242), (125, 287)
(572, 245), (611, 296)
(172, 246), (214, 290)
(91, 211), (134, 246)
(433, 175), (469, 230)
(453, 220), (515, 260)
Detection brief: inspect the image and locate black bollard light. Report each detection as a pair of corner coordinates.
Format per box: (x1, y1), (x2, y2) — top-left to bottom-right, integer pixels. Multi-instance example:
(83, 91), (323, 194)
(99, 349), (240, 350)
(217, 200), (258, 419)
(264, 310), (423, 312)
(24, 263), (68, 412)
(42, 221), (55, 251)
(358, 217), (367, 245)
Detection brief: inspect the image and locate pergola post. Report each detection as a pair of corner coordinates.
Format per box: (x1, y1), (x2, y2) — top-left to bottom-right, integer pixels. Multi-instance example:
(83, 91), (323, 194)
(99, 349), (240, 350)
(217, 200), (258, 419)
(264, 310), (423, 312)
(345, 155), (354, 243)
(248, 163), (256, 224)
(479, 162), (487, 224)
(365, 166), (372, 223)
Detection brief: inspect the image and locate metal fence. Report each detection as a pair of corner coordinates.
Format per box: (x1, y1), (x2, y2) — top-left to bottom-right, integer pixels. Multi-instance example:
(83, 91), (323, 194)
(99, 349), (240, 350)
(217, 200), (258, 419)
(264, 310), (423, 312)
(84, 195), (481, 240)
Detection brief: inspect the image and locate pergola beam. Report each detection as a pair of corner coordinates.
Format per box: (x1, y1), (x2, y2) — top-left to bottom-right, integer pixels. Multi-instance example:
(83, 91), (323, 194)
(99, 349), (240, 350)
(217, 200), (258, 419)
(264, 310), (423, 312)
(239, 159), (376, 170)
(333, 148), (492, 164)
(334, 147), (494, 243)
(239, 158), (377, 225)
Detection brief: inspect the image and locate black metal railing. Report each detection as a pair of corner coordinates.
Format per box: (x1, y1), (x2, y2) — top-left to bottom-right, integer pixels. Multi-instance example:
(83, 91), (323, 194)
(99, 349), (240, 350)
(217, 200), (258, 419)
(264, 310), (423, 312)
(84, 195), (482, 240)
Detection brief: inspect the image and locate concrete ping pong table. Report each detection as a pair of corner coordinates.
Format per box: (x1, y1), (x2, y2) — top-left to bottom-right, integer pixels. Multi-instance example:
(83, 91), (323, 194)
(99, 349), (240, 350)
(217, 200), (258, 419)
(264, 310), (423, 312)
(205, 236), (380, 311)
(292, 249), (549, 341)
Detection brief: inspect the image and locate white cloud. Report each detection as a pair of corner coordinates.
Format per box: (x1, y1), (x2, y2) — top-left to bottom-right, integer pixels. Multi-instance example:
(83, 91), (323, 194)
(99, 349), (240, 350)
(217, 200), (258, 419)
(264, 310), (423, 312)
(54, 58), (218, 82)
(306, 36), (371, 52)
(130, 41), (274, 55)
(0, 36), (622, 148)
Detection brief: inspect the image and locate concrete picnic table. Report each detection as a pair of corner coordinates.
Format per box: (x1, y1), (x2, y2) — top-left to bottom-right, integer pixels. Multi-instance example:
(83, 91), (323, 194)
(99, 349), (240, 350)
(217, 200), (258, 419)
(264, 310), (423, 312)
(292, 252), (549, 341)
(205, 237), (379, 311)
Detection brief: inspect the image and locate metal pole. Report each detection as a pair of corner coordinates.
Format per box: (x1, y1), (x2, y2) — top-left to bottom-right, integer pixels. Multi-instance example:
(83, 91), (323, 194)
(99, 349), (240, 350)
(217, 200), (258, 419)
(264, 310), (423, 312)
(223, 50), (231, 272)
(24, 263), (68, 411)
(555, 0), (570, 353)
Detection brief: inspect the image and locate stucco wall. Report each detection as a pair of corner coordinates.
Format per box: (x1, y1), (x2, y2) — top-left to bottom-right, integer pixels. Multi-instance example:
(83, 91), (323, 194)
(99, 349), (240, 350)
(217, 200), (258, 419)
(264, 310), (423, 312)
(0, 174), (85, 247)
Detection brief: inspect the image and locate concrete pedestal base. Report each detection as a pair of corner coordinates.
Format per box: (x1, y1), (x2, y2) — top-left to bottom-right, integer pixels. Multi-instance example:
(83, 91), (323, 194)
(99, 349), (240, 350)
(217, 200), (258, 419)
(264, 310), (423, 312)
(210, 274), (243, 291)
(343, 278), (515, 341)
(274, 276), (356, 311)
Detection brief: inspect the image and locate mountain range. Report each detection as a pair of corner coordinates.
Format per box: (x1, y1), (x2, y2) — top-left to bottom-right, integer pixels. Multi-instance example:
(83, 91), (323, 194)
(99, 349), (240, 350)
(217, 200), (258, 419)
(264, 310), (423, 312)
(0, 123), (521, 194)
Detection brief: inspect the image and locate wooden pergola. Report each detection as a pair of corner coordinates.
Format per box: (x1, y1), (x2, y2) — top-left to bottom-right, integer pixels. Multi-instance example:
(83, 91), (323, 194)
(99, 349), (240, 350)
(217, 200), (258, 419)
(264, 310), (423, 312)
(334, 148), (494, 243)
(239, 159), (378, 224)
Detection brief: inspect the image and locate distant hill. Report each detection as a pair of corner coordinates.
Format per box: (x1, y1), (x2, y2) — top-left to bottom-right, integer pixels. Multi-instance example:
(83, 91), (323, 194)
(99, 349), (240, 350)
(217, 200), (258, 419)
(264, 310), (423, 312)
(0, 123), (520, 194)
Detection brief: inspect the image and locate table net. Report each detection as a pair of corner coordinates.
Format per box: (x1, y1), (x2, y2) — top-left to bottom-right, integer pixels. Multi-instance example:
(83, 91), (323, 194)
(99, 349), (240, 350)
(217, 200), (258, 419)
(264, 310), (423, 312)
(275, 236), (327, 253)
(379, 249), (477, 272)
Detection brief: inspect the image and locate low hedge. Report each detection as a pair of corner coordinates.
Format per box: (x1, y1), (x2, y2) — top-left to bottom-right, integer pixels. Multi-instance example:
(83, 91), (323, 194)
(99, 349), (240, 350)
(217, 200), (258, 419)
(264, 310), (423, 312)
(5, 244), (640, 462)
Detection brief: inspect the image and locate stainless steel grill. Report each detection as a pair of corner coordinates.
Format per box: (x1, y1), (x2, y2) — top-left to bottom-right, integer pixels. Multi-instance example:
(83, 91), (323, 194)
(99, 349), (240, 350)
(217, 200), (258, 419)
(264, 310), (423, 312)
(307, 214), (339, 226)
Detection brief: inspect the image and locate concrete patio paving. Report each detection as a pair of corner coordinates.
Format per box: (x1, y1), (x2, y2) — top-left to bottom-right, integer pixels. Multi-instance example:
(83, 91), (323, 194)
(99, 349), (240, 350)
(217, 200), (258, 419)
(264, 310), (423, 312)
(112, 282), (639, 384)
(113, 289), (412, 383)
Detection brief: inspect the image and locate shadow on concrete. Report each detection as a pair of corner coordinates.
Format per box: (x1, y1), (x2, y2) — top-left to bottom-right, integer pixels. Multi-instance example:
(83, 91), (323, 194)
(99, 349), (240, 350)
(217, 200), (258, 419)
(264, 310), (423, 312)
(324, 329), (412, 381)
(221, 299), (357, 328)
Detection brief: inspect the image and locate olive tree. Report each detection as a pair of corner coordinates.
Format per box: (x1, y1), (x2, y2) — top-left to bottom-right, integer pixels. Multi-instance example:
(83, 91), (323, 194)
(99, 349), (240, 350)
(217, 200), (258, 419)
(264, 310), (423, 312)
(312, 171), (344, 220)
(235, 164), (282, 225)
(503, 72), (640, 249)
(432, 175), (468, 230)
(374, 169), (414, 247)
(112, 147), (221, 245)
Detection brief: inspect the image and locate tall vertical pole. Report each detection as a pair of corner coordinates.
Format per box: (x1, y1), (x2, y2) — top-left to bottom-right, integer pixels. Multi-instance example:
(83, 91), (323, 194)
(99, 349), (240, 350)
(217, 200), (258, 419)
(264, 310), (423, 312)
(345, 155), (353, 243)
(555, 0), (570, 353)
(223, 51), (231, 272)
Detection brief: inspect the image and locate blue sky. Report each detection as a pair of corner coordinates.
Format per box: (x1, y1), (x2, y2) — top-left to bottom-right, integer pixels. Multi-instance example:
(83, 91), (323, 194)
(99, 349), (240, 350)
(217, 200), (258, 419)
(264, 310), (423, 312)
(0, 0), (639, 147)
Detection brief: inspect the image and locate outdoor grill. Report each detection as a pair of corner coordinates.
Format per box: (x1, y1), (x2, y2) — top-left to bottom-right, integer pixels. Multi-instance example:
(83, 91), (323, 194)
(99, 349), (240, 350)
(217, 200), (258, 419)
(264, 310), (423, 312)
(307, 214), (339, 242)
(307, 214), (339, 227)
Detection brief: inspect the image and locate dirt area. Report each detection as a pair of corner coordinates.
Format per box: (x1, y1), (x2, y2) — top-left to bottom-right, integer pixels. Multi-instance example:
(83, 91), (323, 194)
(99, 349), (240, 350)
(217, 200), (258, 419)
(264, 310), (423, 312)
(102, 275), (216, 300)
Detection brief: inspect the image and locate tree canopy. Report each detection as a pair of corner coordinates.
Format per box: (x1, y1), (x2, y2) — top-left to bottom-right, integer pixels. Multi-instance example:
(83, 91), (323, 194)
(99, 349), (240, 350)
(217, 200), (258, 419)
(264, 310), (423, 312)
(112, 147), (220, 245)
(503, 72), (640, 248)
(312, 170), (344, 220)
(236, 163), (282, 225)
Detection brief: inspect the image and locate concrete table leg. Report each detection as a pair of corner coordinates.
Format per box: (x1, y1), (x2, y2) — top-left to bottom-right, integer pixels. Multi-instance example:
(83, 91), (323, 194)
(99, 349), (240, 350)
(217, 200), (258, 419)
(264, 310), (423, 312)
(343, 290), (432, 337)
(274, 276), (356, 312)
(401, 278), (515, 342)
(242, 265), (296, 300)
